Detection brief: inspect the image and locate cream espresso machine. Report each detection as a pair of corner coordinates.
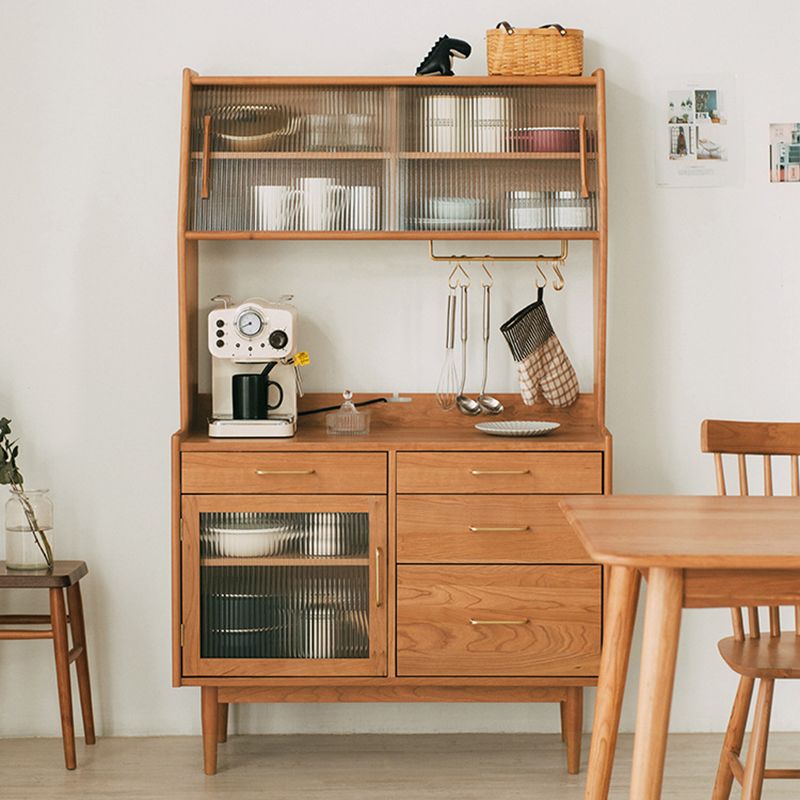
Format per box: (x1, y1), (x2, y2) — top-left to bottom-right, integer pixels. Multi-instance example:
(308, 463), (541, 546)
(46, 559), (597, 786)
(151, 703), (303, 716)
(207, 295), (300, 438)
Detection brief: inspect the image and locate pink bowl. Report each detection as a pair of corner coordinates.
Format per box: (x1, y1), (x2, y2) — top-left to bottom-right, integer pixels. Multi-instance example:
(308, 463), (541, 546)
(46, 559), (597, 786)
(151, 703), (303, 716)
(509, 127), (580, 153)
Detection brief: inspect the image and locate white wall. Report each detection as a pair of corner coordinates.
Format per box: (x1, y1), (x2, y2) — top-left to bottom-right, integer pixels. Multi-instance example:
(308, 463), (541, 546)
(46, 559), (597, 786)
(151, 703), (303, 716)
(1, 0), (799, 737)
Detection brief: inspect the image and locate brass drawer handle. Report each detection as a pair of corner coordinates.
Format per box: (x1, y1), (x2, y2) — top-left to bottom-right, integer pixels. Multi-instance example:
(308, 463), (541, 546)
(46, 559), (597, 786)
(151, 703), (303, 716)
(470, 618), (529, 626)
(254, 469), (316, 476)
(468, 525), (530, 533)
(375, 547), (382, 608)
(470, 469), (530, 476)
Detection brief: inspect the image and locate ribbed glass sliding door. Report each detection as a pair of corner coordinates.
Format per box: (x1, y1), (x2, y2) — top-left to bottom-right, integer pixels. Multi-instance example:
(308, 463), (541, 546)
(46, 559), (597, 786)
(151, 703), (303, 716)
(186, 81), (599, 235)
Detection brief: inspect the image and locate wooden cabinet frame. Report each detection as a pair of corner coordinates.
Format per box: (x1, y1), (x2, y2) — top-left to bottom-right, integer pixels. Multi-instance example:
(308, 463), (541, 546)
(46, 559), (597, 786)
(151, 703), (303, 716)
(172, 69), (611, 776)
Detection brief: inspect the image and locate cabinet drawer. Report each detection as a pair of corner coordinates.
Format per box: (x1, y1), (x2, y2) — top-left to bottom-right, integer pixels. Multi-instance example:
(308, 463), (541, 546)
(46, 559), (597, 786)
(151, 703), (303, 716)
(397, 565), (601, 677)
(182, 453), (387, 494)
(397, 495), (590, 564)
(396, 452), (602, 494)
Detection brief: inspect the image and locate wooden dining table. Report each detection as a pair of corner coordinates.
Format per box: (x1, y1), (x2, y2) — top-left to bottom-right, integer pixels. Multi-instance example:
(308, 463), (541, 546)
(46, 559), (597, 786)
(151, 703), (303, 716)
(559, 495), (800, 800)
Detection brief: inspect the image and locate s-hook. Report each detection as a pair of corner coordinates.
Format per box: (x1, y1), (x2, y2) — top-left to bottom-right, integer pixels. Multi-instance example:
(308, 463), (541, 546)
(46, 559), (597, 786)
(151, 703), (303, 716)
(448, 262), (461, 289)
(535, 264), (548, 290)
(447, 262), (470, 288)
(552, 262), (565, 291)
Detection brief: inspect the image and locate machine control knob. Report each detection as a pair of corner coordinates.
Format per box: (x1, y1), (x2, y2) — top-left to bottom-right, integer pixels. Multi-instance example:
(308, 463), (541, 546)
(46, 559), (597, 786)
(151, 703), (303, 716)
(269, 329), (289, 350)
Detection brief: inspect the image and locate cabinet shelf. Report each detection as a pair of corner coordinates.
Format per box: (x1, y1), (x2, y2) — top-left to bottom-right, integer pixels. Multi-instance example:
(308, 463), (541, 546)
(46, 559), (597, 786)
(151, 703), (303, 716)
(185, 230), (599, 241)
(191, 151), (388, 160)
(191, 151), (595, 161)
(398, 151), (596, 160)
(200, 557), (370, 567)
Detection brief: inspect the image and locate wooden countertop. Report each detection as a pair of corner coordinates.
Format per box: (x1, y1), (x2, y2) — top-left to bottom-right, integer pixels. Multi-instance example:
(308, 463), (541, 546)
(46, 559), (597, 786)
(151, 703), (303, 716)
(177, 393), (610, 452)
(179, 424), (607, 452)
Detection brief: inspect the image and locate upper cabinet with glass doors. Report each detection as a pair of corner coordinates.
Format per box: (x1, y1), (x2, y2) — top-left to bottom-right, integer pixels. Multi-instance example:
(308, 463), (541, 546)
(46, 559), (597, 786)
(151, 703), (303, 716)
(185, 75), (605, 238)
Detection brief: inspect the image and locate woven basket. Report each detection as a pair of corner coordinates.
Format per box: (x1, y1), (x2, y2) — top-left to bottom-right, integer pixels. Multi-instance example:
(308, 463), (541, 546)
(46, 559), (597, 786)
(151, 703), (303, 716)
(487, 22), (584, 76)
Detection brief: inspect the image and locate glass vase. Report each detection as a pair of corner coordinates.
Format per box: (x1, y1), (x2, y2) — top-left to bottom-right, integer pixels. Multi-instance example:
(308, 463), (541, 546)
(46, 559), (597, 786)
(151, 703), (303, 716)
(5, 488), (54, 570)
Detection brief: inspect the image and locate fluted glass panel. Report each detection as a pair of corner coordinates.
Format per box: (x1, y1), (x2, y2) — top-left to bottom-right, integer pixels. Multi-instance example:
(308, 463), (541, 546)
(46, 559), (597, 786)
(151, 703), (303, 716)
(189, 157), (384, 232)
(201, 565), (369, 659)
(200, 511), (369, 558)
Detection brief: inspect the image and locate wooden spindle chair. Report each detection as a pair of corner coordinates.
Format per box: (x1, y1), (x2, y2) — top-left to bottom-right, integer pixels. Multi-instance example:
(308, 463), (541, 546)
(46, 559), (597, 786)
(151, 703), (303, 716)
(702, 419), (800, 800)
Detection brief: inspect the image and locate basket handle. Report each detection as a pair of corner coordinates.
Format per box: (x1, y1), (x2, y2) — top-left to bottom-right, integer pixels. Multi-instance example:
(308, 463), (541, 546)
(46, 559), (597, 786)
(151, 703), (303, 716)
(495, 22), (569, 36)
(539, 23), (568, 36)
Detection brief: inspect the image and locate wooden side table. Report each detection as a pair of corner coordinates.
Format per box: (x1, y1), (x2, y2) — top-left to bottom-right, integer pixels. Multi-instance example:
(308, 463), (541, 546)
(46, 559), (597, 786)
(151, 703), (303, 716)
(0, 560), (96, 769)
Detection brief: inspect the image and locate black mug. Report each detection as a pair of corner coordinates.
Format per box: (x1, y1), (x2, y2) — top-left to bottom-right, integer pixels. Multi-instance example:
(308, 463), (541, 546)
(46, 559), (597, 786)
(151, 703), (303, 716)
(232, 369), (284, 420)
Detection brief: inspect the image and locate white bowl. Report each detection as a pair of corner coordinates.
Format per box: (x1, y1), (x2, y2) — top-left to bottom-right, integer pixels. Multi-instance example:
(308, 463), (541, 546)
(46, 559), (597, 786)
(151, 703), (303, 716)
(206, 524), (289, 557)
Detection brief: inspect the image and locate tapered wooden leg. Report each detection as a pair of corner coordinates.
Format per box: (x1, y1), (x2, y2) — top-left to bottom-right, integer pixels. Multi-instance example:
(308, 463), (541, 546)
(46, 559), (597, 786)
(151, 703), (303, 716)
(560, 701), (567, 742)
(741, 679), (774, 800)
(712, 675), (755, 800)
(585, 566), (641, 800)
(50, 588), (76, 770)
(564, 687), (583, 774)
(629, 568), (684, 800)
(201, 687), (219, 775)
(66, 582), (96, 745)
(218, 703), (229, 743)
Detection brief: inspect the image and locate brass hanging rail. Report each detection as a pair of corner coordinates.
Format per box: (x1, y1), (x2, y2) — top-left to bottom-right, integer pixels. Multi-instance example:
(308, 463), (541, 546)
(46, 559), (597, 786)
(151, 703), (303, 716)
(428, 240), (568, 263)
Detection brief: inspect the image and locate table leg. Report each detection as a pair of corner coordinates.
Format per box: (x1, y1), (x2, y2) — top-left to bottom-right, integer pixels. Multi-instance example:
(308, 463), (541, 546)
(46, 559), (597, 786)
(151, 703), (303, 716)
(629, 567), (683, 800)
(585, 566), (641, 800)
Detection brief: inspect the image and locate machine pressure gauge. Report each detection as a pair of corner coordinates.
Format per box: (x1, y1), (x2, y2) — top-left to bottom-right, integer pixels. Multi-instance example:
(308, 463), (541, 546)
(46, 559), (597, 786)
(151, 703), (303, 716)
(236, 309), (264, 338)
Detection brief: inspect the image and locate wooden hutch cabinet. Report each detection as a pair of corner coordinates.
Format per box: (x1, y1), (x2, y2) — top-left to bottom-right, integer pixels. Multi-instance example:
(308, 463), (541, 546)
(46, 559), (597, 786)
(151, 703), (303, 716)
(173, 69), (610, 775)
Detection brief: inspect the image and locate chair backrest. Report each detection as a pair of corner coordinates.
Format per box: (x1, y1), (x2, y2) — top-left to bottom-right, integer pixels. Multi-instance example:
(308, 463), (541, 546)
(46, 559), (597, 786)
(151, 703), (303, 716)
(701, 419), (800, 641)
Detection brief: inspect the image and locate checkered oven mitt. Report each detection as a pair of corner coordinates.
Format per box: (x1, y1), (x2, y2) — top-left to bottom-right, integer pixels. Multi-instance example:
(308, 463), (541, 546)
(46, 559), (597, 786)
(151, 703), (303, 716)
(500, 287), (579, 408)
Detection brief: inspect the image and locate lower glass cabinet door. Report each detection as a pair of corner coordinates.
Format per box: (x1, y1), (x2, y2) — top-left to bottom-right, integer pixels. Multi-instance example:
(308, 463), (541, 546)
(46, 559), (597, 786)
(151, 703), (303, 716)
(181, 495), (387, 676)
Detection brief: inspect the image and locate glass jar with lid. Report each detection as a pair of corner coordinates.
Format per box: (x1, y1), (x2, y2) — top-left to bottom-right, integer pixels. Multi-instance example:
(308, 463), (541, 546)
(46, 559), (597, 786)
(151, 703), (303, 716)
(507, 190), (548, 231)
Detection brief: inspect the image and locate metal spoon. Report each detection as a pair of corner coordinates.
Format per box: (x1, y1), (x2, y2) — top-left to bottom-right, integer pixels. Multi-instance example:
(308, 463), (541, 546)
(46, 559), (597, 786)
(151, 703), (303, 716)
(456, 282), (481, 416)
(478, 275), (504, 415)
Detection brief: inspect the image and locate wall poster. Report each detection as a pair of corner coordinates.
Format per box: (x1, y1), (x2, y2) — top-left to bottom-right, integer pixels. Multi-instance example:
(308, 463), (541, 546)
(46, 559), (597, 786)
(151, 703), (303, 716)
(656, 75), (738, 187)
(769, 123), (800, 183)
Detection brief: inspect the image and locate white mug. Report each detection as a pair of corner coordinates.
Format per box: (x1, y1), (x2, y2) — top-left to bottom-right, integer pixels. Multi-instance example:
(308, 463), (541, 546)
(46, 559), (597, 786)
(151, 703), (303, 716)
(344, 185), (377, 231)
(252, 185), (299, 231)
(297, 177), (346, 231)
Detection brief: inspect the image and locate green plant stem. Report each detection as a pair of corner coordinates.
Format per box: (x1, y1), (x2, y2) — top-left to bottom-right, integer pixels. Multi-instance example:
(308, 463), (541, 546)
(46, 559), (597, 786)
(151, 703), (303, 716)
(10, 483), (53, 569)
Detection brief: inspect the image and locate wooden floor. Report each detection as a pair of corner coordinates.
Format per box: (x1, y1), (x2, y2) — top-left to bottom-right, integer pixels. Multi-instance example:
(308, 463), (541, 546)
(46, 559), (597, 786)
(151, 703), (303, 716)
(1, 732), (799, 799)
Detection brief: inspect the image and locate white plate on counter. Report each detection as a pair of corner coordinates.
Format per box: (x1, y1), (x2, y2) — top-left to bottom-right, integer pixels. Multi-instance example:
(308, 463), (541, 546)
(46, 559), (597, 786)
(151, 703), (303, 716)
(474, 420), (561, 437)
